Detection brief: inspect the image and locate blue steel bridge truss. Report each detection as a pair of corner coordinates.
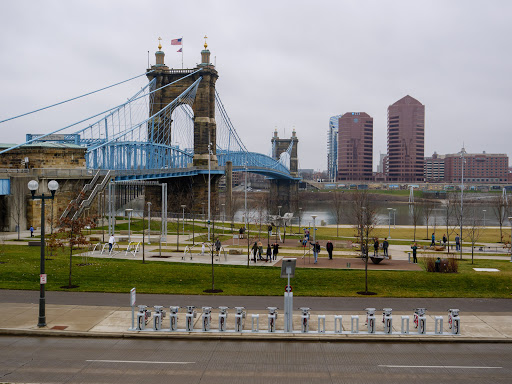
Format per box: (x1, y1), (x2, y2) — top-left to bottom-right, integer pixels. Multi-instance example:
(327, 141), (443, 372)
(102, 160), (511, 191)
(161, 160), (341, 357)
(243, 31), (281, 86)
(1, 70), (298, 181)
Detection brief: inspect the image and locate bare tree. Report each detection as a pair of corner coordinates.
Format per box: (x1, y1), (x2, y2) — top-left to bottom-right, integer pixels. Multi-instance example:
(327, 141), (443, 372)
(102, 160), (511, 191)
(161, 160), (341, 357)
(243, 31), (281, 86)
(350, 190), (377, 295)
(491, 193), (509, 243)
(410, 203), (422, 241)
(331, 190), (344, 237)
(422, 200), (435, 240)
(58, 203), (97, 289)
(465, 205), (483, 264)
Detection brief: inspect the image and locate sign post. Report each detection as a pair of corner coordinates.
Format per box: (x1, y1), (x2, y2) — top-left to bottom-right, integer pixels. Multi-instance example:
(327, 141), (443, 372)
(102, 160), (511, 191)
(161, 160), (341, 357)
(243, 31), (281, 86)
(129, 288), (136, 330)
(280, 258), (296, 333)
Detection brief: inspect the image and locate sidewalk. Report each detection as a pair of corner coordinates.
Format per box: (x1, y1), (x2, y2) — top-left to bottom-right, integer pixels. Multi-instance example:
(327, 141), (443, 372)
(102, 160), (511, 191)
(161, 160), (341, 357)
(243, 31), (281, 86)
(1, 301), (510, 342)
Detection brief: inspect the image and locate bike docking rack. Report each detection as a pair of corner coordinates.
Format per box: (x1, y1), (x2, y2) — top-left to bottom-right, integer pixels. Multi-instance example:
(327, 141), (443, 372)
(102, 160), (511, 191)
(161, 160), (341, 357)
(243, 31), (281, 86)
(127, 284), (462, 337)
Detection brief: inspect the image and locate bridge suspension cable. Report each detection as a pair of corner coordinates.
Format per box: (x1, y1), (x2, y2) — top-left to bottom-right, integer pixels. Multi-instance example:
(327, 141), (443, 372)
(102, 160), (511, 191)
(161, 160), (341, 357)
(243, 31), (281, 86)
(0, 71), (153, 125)
(0, 69), (202, 155)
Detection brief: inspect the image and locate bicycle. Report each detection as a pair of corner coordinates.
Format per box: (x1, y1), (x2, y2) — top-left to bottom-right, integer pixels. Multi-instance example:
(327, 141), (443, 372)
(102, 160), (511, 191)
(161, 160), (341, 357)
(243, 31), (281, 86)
(218, 306), (229, 332)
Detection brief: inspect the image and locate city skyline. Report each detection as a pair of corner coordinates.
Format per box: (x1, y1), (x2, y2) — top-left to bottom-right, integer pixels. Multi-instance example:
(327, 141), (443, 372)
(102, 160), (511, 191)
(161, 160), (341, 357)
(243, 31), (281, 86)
(1, 1), (511, 171)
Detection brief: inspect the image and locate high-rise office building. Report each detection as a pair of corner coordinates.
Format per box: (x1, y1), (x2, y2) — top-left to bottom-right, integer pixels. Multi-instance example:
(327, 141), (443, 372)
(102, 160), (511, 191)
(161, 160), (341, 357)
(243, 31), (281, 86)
(327, 116), (340, 181)
(337, 112), (373, 181)
(387, 95), (425, 182)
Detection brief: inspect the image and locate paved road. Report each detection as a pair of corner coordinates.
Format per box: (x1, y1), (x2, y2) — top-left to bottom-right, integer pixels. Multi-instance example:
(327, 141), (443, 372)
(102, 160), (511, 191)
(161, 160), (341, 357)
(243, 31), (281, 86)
(0, 336), (510, 383)
(1, 289), (511, 312)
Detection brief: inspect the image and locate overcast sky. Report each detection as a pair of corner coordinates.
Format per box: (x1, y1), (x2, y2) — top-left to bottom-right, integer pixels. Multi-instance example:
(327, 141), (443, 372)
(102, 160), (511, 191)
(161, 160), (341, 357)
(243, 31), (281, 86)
(1, 0), (511, 172)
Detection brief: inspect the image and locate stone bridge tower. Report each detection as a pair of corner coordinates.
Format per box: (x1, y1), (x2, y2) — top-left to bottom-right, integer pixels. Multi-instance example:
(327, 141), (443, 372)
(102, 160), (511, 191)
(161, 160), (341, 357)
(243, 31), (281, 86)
(269, 129), (299, 214)
(145, 39), (221, 214)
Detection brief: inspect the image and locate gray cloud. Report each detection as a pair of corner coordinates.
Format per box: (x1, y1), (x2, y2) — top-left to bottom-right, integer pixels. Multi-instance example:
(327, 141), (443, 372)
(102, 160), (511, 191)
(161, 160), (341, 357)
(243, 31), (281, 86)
(1, 0), (511, 171)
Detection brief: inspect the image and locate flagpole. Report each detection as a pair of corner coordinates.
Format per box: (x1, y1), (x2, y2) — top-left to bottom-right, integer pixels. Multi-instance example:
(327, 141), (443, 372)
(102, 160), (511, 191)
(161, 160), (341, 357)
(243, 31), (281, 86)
(181, 36), (184, 69)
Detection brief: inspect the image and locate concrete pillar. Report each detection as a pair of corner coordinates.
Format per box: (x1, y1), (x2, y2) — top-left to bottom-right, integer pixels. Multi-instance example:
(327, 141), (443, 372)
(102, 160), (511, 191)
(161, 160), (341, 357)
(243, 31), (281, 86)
(225, 161), (233, 219)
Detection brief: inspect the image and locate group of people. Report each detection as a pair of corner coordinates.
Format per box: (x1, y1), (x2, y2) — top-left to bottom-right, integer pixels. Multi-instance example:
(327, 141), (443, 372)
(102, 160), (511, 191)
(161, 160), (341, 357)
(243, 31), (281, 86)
(368, 238), (390, 257)
(430, 232), (461, 250)
(251, 241), (279, 262)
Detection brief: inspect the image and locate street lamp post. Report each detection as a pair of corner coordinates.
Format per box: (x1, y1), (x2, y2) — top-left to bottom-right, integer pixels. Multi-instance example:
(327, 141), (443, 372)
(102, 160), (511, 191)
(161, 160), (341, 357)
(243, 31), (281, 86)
(146, 202), (151, 244)
(298, 207), (302, 236)
(393, 209), (396, 229)
(482, 209), (486, 227)
(387, 208), (392, 239)
(508, 217), (512, 262)
(312, 215), (317, 263)
(221, 203), (225, 235)
(28, 179), (59, 327)
(181, 204), (186, 235)
(460, 147), (466, 259)
(125, 209), (133, 243)
(277, 205), (282, 243)
(208, 142), (212, 242)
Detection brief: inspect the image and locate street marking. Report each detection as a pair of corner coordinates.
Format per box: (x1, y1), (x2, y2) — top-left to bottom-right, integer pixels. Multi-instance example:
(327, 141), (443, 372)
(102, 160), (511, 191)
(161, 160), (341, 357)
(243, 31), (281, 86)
(87, 360), (195, 364)
(379, 365), (501, 369)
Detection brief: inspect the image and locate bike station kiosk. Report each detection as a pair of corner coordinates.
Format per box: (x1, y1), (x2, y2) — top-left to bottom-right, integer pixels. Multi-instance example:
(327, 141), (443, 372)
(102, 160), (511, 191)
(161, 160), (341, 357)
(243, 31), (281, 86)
(281, 258), (296, 333)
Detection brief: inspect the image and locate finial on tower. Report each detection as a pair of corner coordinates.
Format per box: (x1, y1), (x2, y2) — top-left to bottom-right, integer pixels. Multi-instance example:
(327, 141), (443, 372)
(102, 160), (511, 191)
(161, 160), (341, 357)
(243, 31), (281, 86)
(158, 37), (162, 51)
(204, 35), (208, 49)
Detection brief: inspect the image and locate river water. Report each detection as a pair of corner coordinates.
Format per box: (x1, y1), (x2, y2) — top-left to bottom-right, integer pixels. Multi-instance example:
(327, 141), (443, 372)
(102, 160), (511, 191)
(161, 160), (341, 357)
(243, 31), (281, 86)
(235, 200), (504, 227)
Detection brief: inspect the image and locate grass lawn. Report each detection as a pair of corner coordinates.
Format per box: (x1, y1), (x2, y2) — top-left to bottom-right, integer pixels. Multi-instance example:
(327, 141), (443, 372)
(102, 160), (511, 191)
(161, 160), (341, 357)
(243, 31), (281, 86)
(0, 244), (511, 298)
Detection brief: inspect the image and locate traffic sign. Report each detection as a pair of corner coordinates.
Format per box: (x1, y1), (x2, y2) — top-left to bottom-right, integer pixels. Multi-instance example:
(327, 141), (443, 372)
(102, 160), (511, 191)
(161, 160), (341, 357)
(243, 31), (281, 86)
(285, 285), (292, 292)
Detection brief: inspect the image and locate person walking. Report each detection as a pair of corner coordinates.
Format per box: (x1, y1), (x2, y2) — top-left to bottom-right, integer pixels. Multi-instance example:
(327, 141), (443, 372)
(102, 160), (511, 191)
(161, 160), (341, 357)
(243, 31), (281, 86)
(267, 224), (273, 238)
(326, 240), (333, 260)
(201, 242), (205, 256)
(266, 244), (272, 262)
(310, 241), (320, 264)
(411, 242), (418, 264)
(431, 233), (435, 247)
(272, 242), (279, 260)
(215, 238), (221, 257)
(239, 227), (244, 239)
(108, 234), (115, 252)
(257, 240), (263, 260)
(29, 225), (34, 238)
(455, 234), (460, 251)
(383, 238), (389, 257)
(374, 238), (380, 256)
(442, 234), (447, 246)
(252, 242), (258, 262)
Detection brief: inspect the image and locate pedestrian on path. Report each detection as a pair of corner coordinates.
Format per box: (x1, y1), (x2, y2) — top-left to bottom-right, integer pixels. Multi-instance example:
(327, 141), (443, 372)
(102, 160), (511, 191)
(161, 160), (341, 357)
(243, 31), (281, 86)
(215, 238), (221, 253)
(374, 238), (379, 256)
(431, 233), (435, 246)
(272, 242), (279, 260)
(443, 234), (447, 246)
(252, 242), (258, 262)
(326, 240), (333, 260)
(108, 234), (115, 252)
(383, 238), (389, 257)
(310, 241), (320, 264)
(411, 242), (418, 263)
(29, 226), (34, 237)
(201, 242), (205, 256)
(455, 234), (460, 251)
(257, 240), (263, 260)
(266, 244), (272, 262)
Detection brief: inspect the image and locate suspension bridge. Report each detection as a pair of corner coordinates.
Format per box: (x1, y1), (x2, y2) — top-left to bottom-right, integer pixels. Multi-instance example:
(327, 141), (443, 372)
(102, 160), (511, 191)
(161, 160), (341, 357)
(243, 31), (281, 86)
(1, 46), (299, 183)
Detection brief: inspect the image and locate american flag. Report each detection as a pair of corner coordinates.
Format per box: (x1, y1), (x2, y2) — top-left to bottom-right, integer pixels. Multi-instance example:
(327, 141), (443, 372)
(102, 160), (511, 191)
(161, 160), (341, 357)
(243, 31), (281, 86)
(171, 38), (182, 45)
(177, 48), (182, 52)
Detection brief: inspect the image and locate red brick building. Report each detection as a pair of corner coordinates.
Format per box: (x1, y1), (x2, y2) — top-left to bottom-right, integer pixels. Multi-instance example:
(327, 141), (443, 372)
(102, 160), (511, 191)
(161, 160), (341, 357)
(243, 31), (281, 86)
(387, 95), (425, 182)
(444, 151), (509, 183)
(337, 112), (373, 181)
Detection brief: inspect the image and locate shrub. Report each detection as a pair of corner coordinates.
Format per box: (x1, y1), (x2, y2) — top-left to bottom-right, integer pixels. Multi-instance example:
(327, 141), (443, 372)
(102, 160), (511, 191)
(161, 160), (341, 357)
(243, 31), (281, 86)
(422, 254), (458, 273)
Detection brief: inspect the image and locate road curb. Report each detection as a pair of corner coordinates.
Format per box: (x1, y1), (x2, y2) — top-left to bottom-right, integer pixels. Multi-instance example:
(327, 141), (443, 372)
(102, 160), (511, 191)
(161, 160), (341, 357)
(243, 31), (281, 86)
(1, 328), (510, 343)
